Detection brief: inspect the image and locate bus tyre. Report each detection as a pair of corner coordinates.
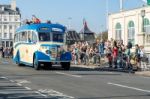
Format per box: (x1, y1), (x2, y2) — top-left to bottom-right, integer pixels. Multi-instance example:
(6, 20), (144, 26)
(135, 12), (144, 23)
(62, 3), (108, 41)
(61, 62), (70, 70)
(33, 56), (40, 70)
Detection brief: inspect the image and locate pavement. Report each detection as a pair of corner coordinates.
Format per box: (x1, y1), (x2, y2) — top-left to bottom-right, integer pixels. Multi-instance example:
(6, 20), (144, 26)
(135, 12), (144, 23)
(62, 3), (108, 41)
(135, 71), (150, 77)
(1, 58), (150, 76)
(75, 63), (150, 78)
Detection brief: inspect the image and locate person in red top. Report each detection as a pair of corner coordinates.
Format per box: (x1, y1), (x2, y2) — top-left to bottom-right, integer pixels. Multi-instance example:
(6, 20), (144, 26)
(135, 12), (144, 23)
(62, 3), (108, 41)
(32, 15), (41, 24)
(112, 41), (118, 69)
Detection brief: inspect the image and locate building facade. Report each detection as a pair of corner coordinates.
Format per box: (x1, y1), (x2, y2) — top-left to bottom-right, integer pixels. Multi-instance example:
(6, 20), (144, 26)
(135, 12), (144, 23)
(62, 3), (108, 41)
(0, 0), (21, 47)
(108, 6), (150, 53)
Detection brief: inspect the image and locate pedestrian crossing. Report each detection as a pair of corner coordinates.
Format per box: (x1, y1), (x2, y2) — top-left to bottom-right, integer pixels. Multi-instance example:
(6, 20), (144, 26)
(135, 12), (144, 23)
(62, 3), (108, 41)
(0, 77), (46, 98)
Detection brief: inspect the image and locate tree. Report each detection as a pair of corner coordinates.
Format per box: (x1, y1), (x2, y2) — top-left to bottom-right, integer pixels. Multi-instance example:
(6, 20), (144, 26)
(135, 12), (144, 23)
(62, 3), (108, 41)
(96, 30), (108, 41)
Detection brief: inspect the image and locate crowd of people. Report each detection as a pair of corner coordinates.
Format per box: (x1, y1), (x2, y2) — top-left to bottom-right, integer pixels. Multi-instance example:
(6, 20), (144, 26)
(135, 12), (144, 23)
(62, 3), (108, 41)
(0, 47), (13, 58)
(70, 38), (149, 71)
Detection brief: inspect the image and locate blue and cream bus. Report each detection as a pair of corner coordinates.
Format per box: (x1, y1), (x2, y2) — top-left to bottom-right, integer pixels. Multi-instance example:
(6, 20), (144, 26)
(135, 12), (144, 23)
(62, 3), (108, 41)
(13, 23), (72, 70)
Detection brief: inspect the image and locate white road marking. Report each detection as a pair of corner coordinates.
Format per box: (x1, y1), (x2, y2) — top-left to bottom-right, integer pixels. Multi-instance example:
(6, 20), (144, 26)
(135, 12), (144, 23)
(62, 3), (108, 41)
(108, 82), (150, 93)
(0, 76), (8, 79)
(38, 89), (74, 99)
(15, 80), (31, 84)
(24, 87), (31, 90)
(35, 91), (47, 97)
(17, 83), (22, 86)
(143, 77), (150, 79)
(10, 80), (15, 82)
(56, 72), (82, 78)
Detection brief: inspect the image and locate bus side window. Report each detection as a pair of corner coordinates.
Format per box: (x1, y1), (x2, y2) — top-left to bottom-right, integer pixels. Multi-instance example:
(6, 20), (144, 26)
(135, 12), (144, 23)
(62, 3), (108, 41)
(32, 31), (37, 43)
(14, 34), (19, 43)
(20, 31), (27, 42)
(28, 31), (33, 43)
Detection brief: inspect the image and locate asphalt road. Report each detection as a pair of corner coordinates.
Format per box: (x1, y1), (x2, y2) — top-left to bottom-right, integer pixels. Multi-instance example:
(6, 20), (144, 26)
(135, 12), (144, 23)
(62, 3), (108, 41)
(0, 59), (150, 99)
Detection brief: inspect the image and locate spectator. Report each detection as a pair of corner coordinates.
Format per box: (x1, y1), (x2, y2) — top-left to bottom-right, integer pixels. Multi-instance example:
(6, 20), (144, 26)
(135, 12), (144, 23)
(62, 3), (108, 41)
(32, 15), (41, 24)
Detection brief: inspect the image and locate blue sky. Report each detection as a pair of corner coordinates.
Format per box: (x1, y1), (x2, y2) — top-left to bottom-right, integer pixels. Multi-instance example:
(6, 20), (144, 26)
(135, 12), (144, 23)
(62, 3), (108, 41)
(1, 0), (145, 33)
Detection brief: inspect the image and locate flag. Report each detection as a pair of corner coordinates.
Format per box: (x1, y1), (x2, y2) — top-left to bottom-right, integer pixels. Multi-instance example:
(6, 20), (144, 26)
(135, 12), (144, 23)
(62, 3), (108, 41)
(83, 18), (87, 28)
(83, 18), (86, 25)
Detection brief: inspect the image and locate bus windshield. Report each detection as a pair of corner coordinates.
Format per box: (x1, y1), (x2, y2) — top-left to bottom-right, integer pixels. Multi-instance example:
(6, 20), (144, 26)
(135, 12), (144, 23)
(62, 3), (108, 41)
(38, 32), (50, 41)
(53, 33), (64, 42)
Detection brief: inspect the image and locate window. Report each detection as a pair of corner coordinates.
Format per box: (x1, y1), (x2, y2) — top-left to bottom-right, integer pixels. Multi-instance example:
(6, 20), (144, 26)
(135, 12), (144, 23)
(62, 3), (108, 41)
(10, 41), (13, 47)
(10, 33), (12, 39)
(6, 41), (9, 47)
(115, 23), (122, 40)
(38, 32), (50, 41)
(128, 21), (135, 45)
(53, 33), (64, 42)
(4, 25), (7, 30)
(15, 17), (19, 21)
(32, 31), (37, 43)
(144, 18), (150, 33)
(144, 18), (150, 44)
(14, 34), (19, 42)
(4, 17), (7, 21)
(28, 31), (33, 43)
(9, 25), (12, 30)
(0, 33), (1, 38)
(20, 32), (27, 42)
(4, 33), (7, 38)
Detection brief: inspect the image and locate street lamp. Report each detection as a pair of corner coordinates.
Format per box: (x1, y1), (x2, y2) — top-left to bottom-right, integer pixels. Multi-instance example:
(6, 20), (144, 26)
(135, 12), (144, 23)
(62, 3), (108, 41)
(68, 17), (72, 30)
(80, 32), (84, 41)
(100, 25), (103, 41)
(141, 9), (145, 32)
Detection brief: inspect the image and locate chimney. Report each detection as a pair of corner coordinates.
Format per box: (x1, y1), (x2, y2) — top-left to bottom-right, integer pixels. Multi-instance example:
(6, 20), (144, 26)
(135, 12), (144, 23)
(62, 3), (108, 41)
(11, 0), (16, 11)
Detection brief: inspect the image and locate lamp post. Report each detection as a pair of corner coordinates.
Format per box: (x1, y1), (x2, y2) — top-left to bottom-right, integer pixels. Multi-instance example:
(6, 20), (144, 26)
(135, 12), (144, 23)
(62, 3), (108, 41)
(68, 17), (72, 30)
(141, 9), (145, 32)
(80, 32), (84, 42)
(0, 14), (2, 47)
(100, 25), (103, 41)
(140, 9), (146, 46)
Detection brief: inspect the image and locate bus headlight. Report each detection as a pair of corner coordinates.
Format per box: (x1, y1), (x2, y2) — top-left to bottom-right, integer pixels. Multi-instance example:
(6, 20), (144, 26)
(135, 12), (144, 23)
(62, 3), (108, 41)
(39, 46), (49, 51)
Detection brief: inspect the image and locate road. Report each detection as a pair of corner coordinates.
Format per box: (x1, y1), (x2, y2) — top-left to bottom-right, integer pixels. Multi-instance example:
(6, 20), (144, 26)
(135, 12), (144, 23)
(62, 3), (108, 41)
(0, 59), (150, 99)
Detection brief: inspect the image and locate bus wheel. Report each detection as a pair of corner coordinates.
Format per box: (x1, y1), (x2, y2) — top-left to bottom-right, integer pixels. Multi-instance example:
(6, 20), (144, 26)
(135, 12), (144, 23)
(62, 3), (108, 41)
(33, 56), (40, 70)
(61, 62), (70, 70)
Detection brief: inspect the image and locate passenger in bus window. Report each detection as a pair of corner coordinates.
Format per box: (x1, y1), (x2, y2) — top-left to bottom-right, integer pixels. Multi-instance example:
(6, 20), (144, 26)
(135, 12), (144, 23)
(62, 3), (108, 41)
(28, 37), (32, 43)
(28, 33), (32, 43)
(39, 35), (44, 41)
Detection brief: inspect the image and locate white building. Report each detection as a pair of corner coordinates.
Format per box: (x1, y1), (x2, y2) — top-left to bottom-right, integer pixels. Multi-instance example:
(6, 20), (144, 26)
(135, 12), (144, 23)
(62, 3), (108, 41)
(0, 0), (21, 47)
(108, 6), (150, 54)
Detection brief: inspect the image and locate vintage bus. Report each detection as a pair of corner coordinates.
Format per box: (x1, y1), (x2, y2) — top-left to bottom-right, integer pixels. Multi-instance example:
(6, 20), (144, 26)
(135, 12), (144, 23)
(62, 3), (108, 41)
(13, 23), (72, 70)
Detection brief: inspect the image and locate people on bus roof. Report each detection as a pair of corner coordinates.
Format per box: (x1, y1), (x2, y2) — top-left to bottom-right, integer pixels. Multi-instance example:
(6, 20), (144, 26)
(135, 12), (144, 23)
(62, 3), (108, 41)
(32, 15), (41, 24)
(47, 20), (51, 24)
